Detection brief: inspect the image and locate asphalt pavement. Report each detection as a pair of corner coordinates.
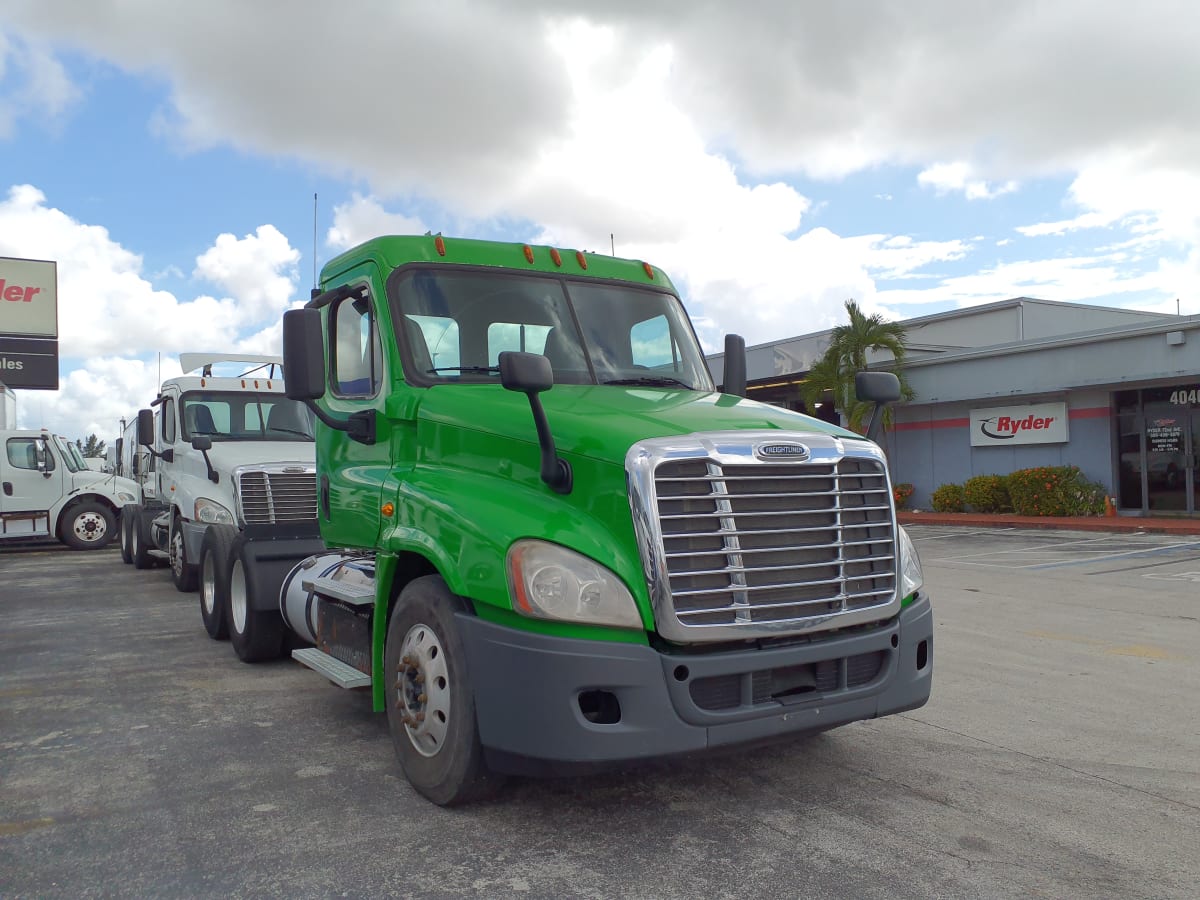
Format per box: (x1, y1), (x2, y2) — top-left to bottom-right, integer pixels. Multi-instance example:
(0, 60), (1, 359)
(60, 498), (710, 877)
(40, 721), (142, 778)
(1, 530), (1198, 899)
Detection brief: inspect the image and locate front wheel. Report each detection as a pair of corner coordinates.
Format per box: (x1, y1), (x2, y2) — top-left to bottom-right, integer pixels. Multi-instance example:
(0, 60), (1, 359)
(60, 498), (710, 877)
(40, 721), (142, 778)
(59, 500), (116, 551)
(199, 524), (237, 640)
(228, 537), (284, 663)
(384, 575), (498, 806)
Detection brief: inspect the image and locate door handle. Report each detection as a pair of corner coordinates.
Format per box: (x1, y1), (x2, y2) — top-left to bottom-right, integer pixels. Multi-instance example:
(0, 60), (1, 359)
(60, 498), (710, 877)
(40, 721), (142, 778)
(2, 481), (11, 496)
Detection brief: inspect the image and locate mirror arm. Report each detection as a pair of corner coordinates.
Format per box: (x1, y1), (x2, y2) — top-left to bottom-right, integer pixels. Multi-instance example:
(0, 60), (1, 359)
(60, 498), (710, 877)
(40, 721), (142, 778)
(302, 400), (376, 445)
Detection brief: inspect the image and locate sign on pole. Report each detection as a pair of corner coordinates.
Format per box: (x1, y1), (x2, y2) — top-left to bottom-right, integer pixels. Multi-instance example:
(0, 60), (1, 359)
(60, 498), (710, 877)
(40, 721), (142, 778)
(0, 256), (59, 390)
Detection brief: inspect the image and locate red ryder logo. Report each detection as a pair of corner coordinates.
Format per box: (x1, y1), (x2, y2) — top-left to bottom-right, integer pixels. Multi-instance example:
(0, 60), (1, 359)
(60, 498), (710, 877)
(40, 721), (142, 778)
(979, 414), (1056, 440)
(0, 279), (42, 302)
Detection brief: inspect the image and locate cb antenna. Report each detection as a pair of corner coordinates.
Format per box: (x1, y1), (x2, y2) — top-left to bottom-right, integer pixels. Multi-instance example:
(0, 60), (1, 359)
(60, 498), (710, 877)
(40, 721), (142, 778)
(312, 193), (318, 292)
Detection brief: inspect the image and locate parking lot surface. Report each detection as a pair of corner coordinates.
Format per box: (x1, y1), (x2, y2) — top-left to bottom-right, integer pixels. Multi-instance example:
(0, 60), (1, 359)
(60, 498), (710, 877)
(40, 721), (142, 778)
(2, 528), (1198, 899)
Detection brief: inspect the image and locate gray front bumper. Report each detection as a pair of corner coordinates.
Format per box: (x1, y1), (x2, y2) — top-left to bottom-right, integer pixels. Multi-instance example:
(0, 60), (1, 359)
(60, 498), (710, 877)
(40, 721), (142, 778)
(461, 594), (933, 775)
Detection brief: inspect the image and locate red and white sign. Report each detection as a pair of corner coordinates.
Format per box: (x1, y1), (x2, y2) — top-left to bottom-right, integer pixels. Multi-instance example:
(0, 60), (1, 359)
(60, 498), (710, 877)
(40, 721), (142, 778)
(0, 256), (57, 338)
(970, 401), (1069, 446)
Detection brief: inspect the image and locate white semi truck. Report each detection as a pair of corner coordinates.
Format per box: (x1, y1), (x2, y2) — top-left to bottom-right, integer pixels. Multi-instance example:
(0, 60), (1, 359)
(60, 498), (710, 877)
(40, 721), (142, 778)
(122, 353), (324, 657)
(0, 427), (139, 549)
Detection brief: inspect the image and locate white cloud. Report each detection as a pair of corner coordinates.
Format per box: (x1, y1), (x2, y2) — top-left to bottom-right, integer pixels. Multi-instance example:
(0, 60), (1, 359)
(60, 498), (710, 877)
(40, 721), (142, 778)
(918, 162), (1018, 201)
(327, 195), (428, 252)
(0, 29), (81, 138)
(1, 186), (301, 439)
(1, 2), (1198, 383)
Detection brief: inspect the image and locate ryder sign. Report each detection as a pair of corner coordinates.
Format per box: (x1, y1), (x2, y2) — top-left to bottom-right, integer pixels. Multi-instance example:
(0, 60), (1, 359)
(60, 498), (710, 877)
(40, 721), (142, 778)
(970, 401), (1068, 447)
(0, 256), (59, 389)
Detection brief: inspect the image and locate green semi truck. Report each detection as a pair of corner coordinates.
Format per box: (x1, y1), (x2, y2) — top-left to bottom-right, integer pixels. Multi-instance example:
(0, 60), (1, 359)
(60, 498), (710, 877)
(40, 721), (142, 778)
(262, 234), (931, 805)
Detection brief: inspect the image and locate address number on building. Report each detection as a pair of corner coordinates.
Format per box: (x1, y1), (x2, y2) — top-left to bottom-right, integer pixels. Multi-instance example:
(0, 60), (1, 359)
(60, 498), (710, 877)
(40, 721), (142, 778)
(1169, 388), (1200, 406)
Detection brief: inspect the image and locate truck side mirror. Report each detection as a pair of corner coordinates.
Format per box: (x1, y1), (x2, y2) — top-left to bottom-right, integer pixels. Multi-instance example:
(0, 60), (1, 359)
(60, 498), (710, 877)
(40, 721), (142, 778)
(499, 351), (572, 495)
(34, 438), (50, 478)
(137, 408), (155, 446)
(283, 309), (327, 401)
(855, 372), (901, 404)
(855, 371), (902, 443)
(282, 307), (375, 444)
(723, 334), (747, 398)
(190, 434), (219, 483)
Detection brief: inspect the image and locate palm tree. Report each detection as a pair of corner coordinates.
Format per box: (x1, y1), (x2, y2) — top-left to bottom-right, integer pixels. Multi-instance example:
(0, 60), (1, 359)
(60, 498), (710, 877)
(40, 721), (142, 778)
(800, 300), (912, 432)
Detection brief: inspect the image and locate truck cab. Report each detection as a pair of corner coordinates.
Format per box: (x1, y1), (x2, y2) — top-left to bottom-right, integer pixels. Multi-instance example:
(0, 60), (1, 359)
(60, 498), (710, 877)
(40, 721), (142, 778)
(126, 355), (322, 626)
(273, 235), (932, 805)
(0, 428), (139, 549)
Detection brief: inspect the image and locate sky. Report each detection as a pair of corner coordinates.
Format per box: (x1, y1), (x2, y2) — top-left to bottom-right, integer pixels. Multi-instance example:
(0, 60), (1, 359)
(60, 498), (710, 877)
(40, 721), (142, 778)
(1, 1), (1198, 442)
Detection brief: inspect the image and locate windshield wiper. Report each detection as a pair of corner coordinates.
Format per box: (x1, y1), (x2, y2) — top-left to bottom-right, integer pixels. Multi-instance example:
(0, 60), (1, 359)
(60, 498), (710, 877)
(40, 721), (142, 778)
(602, 376), (693, 389)
(430, 366), (501, 375)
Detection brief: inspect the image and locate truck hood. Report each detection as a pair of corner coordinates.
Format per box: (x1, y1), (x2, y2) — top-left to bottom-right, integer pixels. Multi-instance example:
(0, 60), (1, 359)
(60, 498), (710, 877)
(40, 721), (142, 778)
(421, 385), (863, 464)
(200, 441), (316, 472)
(70, 469), (140, 500)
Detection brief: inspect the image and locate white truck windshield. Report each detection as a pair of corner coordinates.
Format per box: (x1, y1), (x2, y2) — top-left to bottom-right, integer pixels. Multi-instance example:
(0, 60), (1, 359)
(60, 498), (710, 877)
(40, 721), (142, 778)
(180, 392), (316, 442)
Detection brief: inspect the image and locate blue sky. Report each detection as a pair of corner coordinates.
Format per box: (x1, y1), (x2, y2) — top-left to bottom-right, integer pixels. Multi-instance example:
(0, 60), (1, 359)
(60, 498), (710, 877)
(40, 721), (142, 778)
(1, 2), (1198, 440)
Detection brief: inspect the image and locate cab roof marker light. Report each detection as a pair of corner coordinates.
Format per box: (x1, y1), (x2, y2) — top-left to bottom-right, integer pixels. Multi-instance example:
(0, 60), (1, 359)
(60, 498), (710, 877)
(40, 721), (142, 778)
(523, 245), (535, 264)
(550, 248), (563, 267)
(240, 379), (246, 388)
(434, 235), (446, 257)
(576, 251), (587, 270)
(642, 262), (654, 279)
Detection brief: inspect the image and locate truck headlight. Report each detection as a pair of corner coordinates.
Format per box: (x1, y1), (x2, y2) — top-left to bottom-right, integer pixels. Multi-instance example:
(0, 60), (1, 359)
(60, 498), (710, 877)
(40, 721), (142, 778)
(118, 491), (136, 502)
(195, 497), (235, 525)
(507, 540), (642, 630)
(898, 525), (924, 600)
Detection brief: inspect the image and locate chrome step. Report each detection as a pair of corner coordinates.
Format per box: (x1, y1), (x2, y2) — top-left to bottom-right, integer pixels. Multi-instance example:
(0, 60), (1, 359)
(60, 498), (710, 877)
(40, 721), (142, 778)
(292, 647), (371, 689)
(303, 575), (375, 606)
(148, 549), (170, 560)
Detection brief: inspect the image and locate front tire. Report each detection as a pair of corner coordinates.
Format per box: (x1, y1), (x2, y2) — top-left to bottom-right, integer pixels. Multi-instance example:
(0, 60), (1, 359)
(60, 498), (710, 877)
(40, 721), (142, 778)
(59, 500), (116, 551)
(228, 537), (284, 663)
(169, 515), (199, 592)
(119, 509), (133, 564)
(199, 524), (237, 640)
(130, 506), (155, 569)
(384, 575), (498, 806)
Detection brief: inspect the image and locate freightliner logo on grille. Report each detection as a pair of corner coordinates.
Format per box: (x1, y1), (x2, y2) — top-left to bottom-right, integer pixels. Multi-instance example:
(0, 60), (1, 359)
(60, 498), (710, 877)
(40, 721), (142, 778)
(754, 442), (810, 461)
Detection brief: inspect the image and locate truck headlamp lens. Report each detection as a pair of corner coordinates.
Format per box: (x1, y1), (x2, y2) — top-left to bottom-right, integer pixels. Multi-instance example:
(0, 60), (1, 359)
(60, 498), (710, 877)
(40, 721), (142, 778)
(508, 540), (642, 630)
(195, 497), (235, 525)
(118, 492), (136, 502)
(898, 525), (924, 600)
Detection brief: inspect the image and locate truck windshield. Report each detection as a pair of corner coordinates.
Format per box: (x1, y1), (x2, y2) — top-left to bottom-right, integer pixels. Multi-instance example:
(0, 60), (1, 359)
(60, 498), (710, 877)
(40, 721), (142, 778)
(180, 392), (315, 442)
(389, 268), (715, 390)
(53, 435), (85, 472)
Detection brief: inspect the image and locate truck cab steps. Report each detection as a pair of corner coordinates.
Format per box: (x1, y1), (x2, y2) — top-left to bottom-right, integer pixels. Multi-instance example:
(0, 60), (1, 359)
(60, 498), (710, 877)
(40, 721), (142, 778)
(292, 647), (371, 689)
(303, 575), (375, 606)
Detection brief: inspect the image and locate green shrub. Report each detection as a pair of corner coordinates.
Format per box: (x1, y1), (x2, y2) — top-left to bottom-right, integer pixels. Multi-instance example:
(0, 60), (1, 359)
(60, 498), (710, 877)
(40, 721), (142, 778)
(963, 474), (1011, 513)
(1005, 465), (1107, 516)
(931, 483), (965, 512)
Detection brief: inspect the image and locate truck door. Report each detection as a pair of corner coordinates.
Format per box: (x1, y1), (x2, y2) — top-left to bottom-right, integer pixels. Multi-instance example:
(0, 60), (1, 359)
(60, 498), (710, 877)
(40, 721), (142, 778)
(1, 434), (64, 517)
(320, 278), (387, 547)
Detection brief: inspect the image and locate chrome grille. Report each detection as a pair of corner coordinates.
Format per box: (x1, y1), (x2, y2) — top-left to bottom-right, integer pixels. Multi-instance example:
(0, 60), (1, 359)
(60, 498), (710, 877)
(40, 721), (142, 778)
(237, 470), (317, 524)
(628, 433), (899, 642)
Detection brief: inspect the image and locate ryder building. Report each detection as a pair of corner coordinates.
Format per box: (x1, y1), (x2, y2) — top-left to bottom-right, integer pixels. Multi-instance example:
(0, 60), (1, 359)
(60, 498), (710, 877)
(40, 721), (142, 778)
(708, 298), (1200, 517)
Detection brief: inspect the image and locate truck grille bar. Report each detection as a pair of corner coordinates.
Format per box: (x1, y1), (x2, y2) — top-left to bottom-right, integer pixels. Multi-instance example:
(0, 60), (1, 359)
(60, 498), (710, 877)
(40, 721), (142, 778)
(236, 467), (318, 525)
(627, 433), (899, 643)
